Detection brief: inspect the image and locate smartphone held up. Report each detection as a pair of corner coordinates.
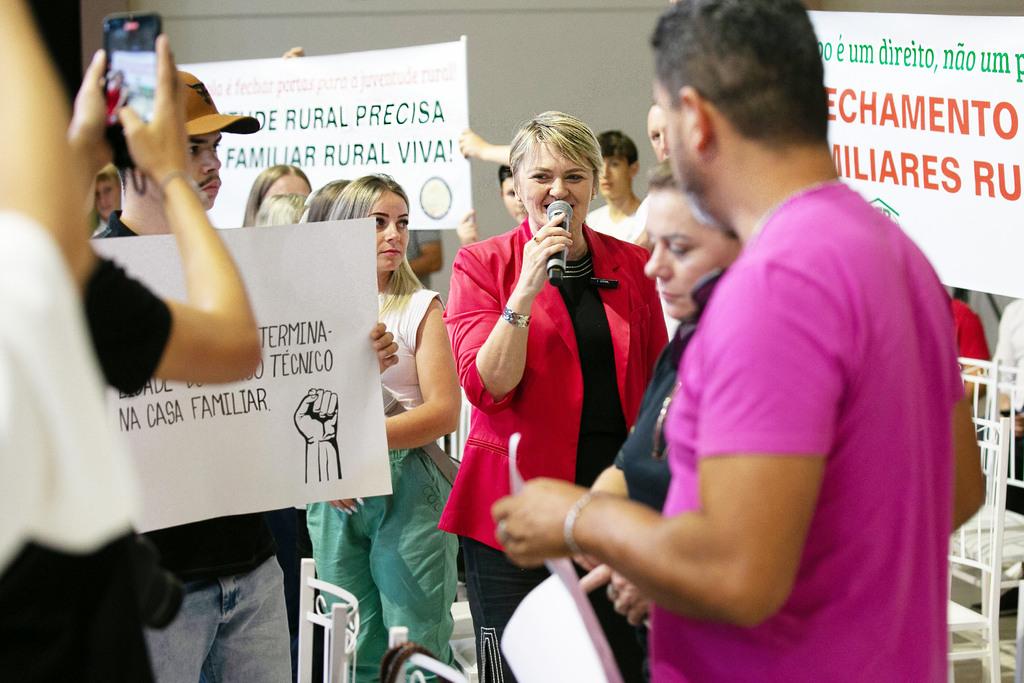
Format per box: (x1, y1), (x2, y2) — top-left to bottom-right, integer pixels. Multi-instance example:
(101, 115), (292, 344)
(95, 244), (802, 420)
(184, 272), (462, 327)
(103, 12), (161, 168)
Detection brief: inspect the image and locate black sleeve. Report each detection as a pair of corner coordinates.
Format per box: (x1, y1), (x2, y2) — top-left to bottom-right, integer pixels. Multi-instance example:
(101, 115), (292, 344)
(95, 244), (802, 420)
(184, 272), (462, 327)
(84, 258), (173, 394)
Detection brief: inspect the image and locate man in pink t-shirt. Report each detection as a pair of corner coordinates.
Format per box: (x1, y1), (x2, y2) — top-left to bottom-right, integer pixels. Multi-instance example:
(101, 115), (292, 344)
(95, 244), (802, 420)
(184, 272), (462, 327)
(492, 2), (985, 682)
(650, 179), (965, 681)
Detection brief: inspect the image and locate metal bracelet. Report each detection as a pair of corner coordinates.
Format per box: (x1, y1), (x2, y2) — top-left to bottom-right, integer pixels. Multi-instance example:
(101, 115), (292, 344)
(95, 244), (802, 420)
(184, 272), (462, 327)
(563, 492), (595, 556)
(502, 306), (530, 328)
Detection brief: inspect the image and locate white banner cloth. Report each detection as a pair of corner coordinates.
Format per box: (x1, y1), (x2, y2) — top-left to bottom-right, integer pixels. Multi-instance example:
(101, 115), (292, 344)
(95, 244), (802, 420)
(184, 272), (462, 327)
(810, 11), (1024, 297)
(182, 39), (471, 231)
(92, 220), (391, 532)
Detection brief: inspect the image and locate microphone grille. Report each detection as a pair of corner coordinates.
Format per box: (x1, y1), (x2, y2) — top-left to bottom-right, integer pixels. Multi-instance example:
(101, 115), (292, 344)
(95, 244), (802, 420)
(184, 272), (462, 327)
(546, 200), (573, 224)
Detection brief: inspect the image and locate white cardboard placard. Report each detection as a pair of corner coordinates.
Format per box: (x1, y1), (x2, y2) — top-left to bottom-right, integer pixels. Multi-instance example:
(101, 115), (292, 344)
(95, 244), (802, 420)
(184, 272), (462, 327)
(92, 219), (391, 532)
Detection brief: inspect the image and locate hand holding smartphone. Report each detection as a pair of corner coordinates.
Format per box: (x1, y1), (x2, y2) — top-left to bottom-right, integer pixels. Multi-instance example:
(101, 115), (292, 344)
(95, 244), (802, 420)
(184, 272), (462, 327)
(103, 12), (161, 168)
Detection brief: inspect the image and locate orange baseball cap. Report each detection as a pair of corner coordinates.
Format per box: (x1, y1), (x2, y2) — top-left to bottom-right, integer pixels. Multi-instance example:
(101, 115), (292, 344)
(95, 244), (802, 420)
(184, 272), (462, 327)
(179, 72), (260, 136)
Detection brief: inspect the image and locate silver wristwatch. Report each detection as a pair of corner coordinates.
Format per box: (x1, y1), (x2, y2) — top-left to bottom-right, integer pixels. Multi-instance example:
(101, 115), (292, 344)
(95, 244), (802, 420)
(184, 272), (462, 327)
(502, 306), (530, 328)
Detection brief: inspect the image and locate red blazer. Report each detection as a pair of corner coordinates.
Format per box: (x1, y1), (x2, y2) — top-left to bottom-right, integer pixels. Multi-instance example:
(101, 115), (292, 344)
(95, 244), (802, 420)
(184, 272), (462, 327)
(440, 219), (668, 548)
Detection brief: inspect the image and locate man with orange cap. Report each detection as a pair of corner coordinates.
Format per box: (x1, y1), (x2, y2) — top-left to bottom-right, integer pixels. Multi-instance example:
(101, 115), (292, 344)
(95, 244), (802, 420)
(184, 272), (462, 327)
(98, 74), (292, 683)
(99, 72), (260, 237)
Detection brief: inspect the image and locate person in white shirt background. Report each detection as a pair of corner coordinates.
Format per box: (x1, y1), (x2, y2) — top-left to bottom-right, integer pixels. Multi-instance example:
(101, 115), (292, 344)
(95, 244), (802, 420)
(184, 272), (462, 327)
(586, 130), (646, 248)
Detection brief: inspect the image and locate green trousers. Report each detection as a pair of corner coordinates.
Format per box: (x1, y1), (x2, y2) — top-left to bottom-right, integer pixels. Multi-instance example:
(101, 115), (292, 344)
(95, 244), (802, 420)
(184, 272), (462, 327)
(306, 448), (458, 682)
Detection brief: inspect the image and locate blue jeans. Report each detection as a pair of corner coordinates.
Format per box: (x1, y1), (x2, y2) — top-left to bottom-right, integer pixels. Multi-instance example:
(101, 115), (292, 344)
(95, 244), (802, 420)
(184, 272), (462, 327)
(145, 556), (291, 683)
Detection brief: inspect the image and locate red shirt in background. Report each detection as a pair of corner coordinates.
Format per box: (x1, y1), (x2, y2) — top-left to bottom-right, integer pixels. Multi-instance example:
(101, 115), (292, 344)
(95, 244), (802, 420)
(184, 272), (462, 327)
(952, 298), (990, 361)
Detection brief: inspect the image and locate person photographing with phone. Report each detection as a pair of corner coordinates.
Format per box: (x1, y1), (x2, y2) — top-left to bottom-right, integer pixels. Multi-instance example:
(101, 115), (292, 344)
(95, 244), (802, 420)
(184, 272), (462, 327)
(91, 38), (297, 683)
(1, 7), (398, 681)
(2, 6), (258, 683)
(92, 18), (398, 683)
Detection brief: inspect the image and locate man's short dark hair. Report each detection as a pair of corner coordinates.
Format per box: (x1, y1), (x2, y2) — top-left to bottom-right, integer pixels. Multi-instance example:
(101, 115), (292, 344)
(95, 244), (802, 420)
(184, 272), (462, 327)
(498, 165), (513, 186)
(651, 0), (828, 146)
(597, 131), (638, 165)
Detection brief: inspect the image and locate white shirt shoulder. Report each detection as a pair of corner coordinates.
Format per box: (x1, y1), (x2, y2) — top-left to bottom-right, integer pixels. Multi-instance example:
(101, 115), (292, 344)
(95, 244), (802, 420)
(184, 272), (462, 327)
(586, 204), (643, 244)
(379, 288), (440, 410)
(0, 212), (136, 572)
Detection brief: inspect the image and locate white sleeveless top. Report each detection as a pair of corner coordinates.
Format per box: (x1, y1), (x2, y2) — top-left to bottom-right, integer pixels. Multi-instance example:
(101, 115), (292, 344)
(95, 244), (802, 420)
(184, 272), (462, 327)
(379, 288), (440, 411)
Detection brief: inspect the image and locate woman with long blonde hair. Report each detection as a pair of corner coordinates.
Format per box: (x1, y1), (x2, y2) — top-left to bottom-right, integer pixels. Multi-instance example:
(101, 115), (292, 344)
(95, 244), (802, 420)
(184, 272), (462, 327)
(306, 174), (461, 680)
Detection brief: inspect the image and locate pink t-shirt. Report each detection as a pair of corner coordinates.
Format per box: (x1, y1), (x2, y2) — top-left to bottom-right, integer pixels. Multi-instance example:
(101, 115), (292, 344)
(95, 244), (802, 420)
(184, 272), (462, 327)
(650, 183), (962, 683)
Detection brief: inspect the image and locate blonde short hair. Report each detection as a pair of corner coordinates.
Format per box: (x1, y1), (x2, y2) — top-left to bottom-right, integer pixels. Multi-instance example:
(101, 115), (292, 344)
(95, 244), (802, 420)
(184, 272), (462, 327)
(324, 174), (422, 314)
(509, 111), (602, 188)
(254, 193), (307, 227)
(647, 160), (738, 239)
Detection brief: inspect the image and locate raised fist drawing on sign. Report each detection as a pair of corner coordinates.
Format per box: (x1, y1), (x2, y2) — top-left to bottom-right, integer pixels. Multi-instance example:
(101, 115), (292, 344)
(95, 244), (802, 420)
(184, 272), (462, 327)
(295, 388), (340, 483)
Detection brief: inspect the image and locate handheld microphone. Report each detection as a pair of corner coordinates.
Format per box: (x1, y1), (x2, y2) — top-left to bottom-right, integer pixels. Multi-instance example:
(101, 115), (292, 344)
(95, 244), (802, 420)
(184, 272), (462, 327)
(545, 200), (573, 286)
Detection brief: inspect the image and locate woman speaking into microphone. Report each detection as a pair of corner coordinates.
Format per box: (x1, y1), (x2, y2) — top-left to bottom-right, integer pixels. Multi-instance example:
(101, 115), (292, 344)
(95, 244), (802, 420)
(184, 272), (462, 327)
(441, 111), (666, 682)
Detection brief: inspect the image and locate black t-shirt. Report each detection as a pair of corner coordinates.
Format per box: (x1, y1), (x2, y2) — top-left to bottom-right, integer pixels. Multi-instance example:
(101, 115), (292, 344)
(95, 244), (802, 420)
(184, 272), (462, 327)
(92, 212), (276, 582)
(557, 253), (628, 487)
(144, 516), (277, 582)
(612, 342), (677, 511)
(613, 271), (723, 511)
(85, 258), (172, 394)
(95, 209), (137, 239)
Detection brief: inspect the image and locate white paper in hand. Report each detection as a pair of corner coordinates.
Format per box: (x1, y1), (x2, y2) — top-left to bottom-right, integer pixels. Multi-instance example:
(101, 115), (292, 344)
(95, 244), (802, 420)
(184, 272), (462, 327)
(502, 574), (612, 683)
(501, 433), (624, 683)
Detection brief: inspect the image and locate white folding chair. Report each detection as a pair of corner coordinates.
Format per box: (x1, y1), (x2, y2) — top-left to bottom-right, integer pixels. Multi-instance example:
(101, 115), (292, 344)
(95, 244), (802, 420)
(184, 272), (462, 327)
(298, 558), (360, 683)
(959, 359), (1024, 681)
(380, 631), (471, 683)
(404, 654), (471, 683)
(449, 600), (477, 682)
(438, 389), (473, 463)
(949, 415), (1011, 682)
(448, 389), (472, 463)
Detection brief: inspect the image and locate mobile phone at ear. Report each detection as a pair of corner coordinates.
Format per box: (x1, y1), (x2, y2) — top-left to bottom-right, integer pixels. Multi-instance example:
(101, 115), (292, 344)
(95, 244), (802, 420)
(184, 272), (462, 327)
(103, 12), (161, 168)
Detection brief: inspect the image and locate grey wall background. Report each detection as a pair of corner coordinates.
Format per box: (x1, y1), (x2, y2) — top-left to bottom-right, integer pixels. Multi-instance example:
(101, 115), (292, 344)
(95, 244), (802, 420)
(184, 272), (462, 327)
(93, 0), (1022, 344)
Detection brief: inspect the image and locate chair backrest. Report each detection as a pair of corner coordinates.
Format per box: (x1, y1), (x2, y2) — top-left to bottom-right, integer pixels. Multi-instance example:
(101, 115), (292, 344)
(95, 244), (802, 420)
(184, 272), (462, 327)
(298, 558), (360, 683)
(961, 358), (1023, 506)
(379, 642), (470, 683)
(950, 415), (1011, 610)
(448, 389), (472, 463)
(960, 357), (999, 422)
(406, 654), (470, 683)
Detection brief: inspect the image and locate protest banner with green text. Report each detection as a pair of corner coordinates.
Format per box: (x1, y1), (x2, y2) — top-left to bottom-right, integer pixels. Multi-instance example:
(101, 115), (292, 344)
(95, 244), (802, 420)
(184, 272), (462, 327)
(183, 39), (471, 231)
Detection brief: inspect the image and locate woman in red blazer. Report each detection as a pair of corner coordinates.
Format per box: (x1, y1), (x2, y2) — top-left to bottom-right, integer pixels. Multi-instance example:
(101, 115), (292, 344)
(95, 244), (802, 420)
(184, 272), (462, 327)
(442, 111), (667, 683)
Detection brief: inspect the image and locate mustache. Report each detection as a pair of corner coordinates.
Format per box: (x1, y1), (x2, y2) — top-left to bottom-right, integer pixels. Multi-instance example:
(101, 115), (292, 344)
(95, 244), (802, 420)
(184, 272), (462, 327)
(198, 173), (220, 188)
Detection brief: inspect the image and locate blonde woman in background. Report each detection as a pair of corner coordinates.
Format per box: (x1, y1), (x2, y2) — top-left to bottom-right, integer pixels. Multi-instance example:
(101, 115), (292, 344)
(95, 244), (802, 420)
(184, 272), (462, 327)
(303, 179), (350, 223)
(305, 174), (461, 680)
(242, 164), (311, 226)
(254, 193), (306, 227)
